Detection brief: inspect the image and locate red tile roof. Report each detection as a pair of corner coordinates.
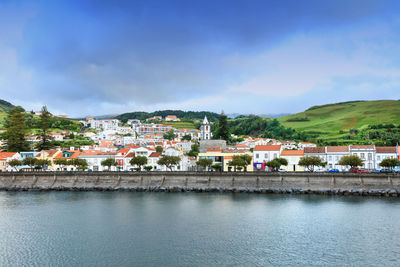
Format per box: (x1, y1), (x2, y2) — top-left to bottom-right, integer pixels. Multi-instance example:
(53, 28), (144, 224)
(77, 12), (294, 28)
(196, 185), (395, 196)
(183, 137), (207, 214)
(281, 150), (304, 156)
(254, 145), (281, 151)
(125, 152), (135, 158)
(206, 147), (222, 152)
(149, 152), (162, 157)
(350, 145), (374, 149)
(326, 146), (349, 153)
(0, 152), (17, 160)
(118, 148), (131, 154)
(376, 146), (397, 153)
(304, 147), (325, 154)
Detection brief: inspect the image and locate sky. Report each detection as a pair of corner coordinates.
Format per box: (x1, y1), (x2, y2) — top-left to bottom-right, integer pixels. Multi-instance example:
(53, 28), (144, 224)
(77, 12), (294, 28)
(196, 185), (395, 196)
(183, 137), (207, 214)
(1, 0), (400, 117)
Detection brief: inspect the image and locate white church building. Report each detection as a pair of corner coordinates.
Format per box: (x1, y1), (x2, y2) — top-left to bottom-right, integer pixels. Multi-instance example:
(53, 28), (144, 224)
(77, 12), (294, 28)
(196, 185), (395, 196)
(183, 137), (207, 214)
(200, 116), (211, 140)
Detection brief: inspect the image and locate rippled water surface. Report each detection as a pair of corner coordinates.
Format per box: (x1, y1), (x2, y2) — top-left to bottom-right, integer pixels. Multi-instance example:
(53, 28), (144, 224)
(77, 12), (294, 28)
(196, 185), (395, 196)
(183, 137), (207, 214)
(1, 192), (400, 266)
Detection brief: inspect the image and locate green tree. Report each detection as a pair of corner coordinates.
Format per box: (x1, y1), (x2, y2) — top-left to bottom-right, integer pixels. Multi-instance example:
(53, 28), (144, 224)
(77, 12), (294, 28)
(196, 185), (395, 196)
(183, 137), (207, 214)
(299, 156), (326, 172)
(188, 143), (200, 157)
(2, 106), (30, 152)
(379, 158), (400, 170)
(157, 155), (181, 171)
(130, 156), (148, 171)
(212, 163), (222, 172)
(240, 154), (253, 171)
(215, 112), (230, 141)
(35, 159), (51, 170)
(182, 134), (192, 141)
(266, 158), (288, 172)
(68, 158), (88, 170)
(101, 158), (117, 171)
(163, 130), (176, 140)
(144, 165), (153, 171)
(156, 146), (163, 152)
(22, 157), (37, 169)
(338, 155), (363, 168)
(54, 158), (69, 171)
(37, 106), (53, 150)
(8, 159), (22, 171)
(228, 155), (247, 171)
(196, 158), (213, 171)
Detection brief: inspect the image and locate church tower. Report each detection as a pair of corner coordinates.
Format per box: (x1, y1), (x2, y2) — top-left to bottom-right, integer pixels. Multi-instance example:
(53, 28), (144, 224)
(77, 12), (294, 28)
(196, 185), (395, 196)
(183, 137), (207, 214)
(200, 116), (211, 140)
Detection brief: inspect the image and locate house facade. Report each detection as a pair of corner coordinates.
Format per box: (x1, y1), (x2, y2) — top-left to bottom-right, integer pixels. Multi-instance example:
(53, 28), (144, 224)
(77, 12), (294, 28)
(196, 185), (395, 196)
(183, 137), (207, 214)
(253, 145), (282, 170)
(350, 145), (375, 170)
(281, 150), (304, 172)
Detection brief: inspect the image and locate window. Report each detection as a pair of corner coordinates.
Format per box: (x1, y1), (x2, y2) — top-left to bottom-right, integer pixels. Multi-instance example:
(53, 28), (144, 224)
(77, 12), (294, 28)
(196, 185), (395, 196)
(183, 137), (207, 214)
(360, 153), (365, 159)
(377, 156), (381, 161)
(265, 153), (268, 158)
(256, 153), (259, 159)
(273, 153), (277, 159)
(368, 153), (372, 160)
(329, 156), (332, 161)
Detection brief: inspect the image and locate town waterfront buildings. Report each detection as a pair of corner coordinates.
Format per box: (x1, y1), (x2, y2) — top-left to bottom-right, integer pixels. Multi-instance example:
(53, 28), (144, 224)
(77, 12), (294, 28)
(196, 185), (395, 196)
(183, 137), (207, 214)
(1, 115), (400, 172)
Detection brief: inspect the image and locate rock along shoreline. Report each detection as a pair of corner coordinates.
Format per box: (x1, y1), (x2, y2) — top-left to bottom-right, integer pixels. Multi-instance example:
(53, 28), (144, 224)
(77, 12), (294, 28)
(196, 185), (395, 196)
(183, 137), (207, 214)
(1, 185), (399, 197)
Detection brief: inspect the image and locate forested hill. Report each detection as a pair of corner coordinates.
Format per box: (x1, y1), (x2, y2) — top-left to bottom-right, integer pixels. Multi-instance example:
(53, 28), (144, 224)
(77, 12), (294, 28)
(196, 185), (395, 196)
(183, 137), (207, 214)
(116, 110), (220, 121)
(0, 99), (15, 111)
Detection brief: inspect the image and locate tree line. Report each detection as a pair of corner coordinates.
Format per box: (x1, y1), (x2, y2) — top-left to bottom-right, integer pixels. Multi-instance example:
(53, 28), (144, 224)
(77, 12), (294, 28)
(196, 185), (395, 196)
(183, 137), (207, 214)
(116, 110), (219, 122)
(1, 106), (84, 152)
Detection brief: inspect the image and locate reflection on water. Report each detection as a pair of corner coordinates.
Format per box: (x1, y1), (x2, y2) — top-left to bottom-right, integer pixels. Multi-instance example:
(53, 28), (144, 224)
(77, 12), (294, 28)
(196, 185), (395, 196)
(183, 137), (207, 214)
(0, 192), (400, 266)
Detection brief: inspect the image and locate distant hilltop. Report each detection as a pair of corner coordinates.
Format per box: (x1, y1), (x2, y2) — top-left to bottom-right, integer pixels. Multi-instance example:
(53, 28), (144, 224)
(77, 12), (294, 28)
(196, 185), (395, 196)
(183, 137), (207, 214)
(278, 99), (400, 143)
(115, 110), (220, 122)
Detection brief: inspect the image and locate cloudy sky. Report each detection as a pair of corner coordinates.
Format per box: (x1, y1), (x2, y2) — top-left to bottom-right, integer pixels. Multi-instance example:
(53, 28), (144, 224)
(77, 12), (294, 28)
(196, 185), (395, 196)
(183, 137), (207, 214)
(1, 0), (400, 117)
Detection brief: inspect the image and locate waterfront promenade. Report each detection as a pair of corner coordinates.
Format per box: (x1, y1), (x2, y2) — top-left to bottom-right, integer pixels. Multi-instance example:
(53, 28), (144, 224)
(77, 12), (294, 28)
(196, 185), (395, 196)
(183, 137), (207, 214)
(1, 172), (400, 197)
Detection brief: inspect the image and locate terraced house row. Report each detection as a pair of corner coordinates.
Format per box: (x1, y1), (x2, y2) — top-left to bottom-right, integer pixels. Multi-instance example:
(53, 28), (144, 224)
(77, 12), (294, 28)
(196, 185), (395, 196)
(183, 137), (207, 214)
(252, 145), (400, 172)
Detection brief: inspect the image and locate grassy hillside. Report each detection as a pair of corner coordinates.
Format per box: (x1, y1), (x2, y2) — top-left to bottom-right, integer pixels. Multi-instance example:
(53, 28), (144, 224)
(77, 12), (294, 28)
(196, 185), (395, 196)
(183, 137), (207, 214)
(278, 100), (400, 141)
(163, 121), (197, 129)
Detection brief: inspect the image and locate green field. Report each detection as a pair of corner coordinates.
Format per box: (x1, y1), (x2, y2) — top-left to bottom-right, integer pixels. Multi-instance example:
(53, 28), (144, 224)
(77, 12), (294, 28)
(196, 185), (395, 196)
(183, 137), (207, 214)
(162, 121), (197, 129)
(278, 100), (400, 140)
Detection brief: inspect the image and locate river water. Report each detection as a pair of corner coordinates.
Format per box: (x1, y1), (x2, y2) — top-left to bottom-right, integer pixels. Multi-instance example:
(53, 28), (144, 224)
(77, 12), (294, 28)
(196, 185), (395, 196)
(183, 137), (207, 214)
(1, 192), (400, 266)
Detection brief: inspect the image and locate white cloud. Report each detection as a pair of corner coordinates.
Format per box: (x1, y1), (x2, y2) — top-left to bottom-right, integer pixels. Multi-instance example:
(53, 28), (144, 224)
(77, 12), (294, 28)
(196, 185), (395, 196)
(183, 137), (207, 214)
(227, 25), (400, 97)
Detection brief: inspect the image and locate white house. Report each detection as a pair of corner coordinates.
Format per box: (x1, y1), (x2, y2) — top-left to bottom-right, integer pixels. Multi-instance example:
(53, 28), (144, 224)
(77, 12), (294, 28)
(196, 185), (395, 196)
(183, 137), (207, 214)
(253, 145), (282, 170)
(326, 146), (350, 171)
(375, 146), (397, 170)
(281, 150), (305, 172)
(350, 145), (375, 170)
(78, 151), (117, 171)
(304, 147), (327, 171)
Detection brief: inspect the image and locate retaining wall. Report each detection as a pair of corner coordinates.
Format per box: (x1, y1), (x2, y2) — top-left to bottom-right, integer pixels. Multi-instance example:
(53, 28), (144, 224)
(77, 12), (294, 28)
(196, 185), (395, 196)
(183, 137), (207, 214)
(1, 172), (400, 196)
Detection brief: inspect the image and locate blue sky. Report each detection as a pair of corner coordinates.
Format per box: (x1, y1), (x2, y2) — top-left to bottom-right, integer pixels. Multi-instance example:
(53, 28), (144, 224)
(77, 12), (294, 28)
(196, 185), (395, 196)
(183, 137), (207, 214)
(1, 0), (400, 117)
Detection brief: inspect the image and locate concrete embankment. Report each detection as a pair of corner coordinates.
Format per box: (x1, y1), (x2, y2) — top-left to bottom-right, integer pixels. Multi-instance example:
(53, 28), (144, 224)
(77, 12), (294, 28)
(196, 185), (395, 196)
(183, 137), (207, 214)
(1, 172), (400, 197)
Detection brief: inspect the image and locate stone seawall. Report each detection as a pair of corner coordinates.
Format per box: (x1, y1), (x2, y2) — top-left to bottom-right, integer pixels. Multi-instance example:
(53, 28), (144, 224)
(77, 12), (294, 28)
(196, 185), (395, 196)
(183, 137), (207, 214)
(1, 172), (400, 197)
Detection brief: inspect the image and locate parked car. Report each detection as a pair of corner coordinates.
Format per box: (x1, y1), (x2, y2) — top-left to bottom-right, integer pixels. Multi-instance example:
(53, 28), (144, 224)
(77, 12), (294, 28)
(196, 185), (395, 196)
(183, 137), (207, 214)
(328, 169), (339, 173)
(278, 168), (287, 172)
(380, 169), (394, 173)
(351, 167), (371, 173)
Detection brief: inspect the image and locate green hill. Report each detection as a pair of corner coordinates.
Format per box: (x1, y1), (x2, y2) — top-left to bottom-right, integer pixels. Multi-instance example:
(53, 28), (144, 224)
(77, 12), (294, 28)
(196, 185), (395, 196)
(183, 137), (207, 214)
(116, 110), (219, 122)
(0, 99), (14, 128)
(0, 99), (82, 132)
(278, 100), (400, 143)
